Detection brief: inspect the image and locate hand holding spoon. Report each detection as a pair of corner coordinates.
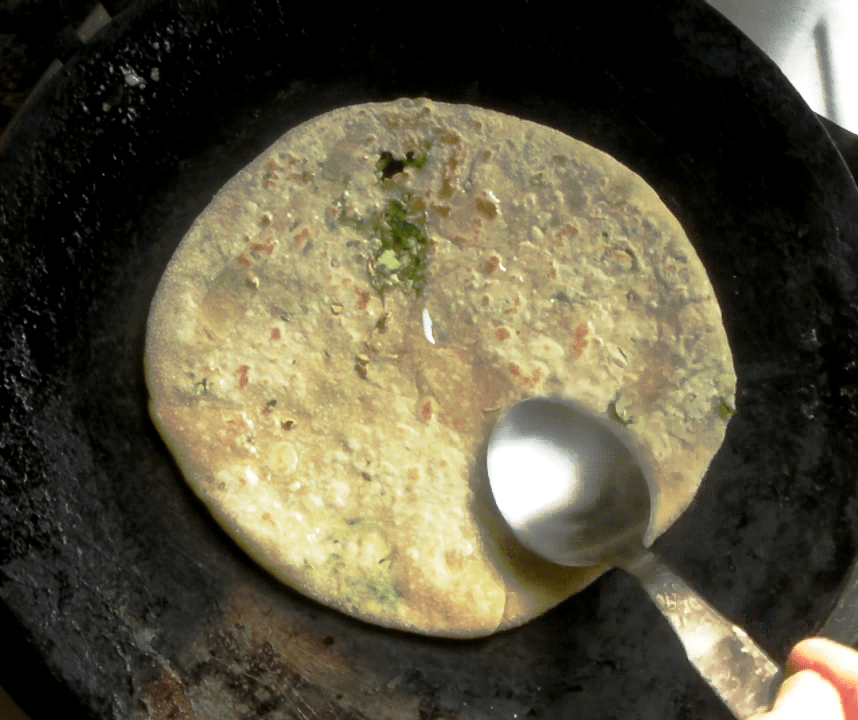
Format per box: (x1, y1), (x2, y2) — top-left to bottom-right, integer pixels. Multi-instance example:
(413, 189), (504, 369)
(486, 397), (781, 719)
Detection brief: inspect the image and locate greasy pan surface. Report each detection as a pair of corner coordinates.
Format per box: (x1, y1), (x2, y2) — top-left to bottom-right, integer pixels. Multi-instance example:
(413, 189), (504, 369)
(2, 1), (858, 718)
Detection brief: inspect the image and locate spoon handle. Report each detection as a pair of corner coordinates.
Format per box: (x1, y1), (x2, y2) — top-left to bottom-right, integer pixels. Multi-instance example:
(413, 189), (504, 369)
(623, 550), (782, 720)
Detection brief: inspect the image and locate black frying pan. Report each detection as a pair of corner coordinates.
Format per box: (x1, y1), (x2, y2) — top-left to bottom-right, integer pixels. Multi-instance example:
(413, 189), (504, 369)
(3, 1), (858, 718)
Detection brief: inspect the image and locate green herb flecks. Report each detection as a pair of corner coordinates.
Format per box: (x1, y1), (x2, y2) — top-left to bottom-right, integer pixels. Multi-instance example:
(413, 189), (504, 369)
(608, 400), (632, 427)
(369, 199), (430, 297)
(367, 575), (399, 606)
(377, 249), (401, 270)
(193, 378), (208, 395)
(718, 397), (736, 420)
(355, 353), (370, 380)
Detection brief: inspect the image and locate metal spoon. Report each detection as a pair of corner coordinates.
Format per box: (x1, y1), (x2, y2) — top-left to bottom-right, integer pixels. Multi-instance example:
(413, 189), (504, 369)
(487, 397), (781, 720)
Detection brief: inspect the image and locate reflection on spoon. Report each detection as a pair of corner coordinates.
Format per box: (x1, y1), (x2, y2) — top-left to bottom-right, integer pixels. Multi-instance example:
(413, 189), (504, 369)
(487, 397), (782, 720)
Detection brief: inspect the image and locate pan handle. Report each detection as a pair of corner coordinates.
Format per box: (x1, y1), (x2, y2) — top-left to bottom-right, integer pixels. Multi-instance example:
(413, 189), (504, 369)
(622, 550), (782, 720)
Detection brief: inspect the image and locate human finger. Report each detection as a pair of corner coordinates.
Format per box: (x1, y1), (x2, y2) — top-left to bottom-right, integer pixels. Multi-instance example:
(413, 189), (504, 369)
(789, 637), (858, 719)
(748, 669), (843, 720)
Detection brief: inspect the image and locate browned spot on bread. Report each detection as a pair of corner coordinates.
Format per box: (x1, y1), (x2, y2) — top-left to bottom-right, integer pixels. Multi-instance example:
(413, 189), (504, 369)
(271, 327), (281, 341)
(495, 328), (510, 341)
(293, 228), (311, 245)
(509, 363), (542, 387)
(356, 290), (372, 310)
(390, 554), (503, 635)
(421, 401), (433, 421)
(251, 240), (276, 256)
(555, 223), (579, 247)
(226, 415), (248, 430)
(573, 322), (589, 356)
(445, 550), (463, 570)
(476, 196), (498, 219)
(484, 256), (500, 275)
(440, 153), (459, 199)
(238, 365), (250, 388)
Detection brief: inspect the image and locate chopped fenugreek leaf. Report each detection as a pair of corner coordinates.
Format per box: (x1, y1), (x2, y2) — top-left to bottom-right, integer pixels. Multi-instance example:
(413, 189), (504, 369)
(718, 397), (736, 419)
(404, 147), (429, 169)
(377, 249), (402, 270)
(608, 400), (632, 427)
(369, 199), (430, 298)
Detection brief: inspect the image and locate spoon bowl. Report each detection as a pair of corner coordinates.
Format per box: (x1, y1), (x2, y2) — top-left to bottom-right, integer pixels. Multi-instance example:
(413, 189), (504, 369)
(487, 397), (651, 567)
(487, 397), (782, 720)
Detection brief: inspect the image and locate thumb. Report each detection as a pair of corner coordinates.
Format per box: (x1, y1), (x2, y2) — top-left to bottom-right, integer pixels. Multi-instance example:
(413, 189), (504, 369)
(749, 669), (844, 720)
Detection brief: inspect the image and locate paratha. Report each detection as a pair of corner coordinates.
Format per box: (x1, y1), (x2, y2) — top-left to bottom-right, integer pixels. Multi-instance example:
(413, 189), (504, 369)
(144, 98), (735, 637)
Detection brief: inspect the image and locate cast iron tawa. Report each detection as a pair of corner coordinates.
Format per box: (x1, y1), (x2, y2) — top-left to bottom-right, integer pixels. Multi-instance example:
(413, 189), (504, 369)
(2, 1), (858, 719)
